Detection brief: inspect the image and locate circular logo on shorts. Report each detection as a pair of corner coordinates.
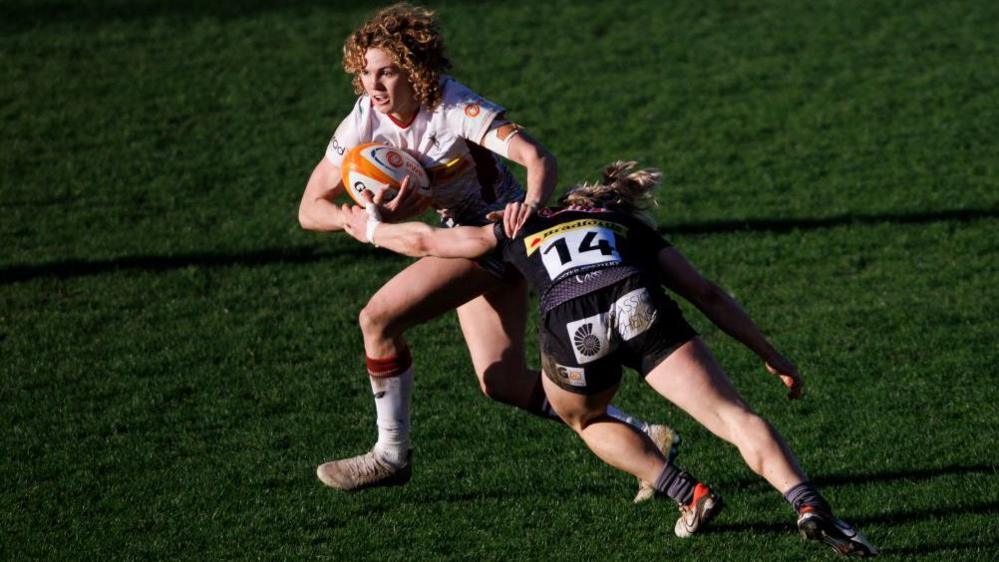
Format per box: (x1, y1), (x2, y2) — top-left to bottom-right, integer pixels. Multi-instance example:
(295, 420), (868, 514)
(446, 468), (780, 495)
(386, 151), (403, 167)
(464, 103), (481, 118)
(573, 323), (602, 357)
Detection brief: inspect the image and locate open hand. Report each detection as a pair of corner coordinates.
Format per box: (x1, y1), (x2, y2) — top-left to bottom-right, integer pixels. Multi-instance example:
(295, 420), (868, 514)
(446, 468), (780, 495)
(491, 201), (537, 238)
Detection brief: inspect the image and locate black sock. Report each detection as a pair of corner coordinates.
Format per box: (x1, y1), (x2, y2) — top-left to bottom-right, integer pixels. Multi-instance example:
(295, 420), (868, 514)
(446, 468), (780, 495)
(783, 481), (832, 514)
(653, 463), (698, 505)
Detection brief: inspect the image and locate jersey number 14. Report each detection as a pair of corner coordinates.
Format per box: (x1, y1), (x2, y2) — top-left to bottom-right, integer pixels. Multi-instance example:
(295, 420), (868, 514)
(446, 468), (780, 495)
(541, 228), (622, 279)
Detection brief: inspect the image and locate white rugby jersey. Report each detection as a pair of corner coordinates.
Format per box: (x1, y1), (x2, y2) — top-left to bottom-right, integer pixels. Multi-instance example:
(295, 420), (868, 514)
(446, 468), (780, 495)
(325, 77), (523, 224)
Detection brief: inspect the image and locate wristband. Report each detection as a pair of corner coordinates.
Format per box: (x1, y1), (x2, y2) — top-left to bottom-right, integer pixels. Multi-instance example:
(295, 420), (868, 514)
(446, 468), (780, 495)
(366, 216), (381, 247)
(363, 201), (382, 222)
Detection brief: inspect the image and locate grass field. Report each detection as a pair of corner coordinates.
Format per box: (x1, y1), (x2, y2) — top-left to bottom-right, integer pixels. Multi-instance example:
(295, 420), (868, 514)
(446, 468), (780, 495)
(2, 0), (998, 560)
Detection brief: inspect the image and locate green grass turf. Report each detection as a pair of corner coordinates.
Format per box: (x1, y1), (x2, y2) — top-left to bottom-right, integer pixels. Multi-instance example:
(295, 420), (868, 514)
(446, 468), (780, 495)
(2, 0), (997, 560)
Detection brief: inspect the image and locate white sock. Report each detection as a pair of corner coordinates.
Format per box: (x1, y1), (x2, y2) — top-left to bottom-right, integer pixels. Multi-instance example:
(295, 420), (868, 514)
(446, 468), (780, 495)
(606, 405), (652, 435)
(370, 369), (413, 467)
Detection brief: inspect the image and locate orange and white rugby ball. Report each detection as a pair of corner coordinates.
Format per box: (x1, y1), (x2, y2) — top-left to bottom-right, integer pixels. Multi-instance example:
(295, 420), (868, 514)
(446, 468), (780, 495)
(340, 143), (431, 205)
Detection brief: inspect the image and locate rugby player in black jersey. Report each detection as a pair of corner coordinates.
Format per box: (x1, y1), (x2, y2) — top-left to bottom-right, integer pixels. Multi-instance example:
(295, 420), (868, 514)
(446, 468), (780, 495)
(342, 162), (878, 556)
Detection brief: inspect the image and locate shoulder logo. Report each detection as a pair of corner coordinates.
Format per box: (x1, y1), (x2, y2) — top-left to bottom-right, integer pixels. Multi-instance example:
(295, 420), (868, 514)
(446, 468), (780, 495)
(464, 103), (481, 118)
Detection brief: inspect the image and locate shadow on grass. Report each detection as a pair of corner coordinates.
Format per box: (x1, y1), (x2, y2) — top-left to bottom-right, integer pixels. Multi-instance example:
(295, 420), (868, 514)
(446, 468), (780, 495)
(1, 0), (364, 32)
(2, 207), (995, 285)
(677, 500), (999, 561)
(812, 463), (997, 487)
(0, 244), (379, 284)
(889, 538), (999, 558)
(712, 499), (999, 536)
(723, 462), (997, 492)
(663, 207), (998, 236)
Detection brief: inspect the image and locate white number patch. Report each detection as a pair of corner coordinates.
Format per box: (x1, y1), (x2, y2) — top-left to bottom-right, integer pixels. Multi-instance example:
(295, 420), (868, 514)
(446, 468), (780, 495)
(538, 226), (622, 279)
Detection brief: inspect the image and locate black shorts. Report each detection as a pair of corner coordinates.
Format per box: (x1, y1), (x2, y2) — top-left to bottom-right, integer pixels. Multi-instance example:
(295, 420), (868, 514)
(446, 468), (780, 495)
(540, 275), (697, 395)
(440, 209), (513, 279)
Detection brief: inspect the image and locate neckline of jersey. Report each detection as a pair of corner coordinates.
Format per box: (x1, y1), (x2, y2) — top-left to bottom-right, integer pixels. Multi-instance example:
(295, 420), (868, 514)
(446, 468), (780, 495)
(382, 103), (420, 129)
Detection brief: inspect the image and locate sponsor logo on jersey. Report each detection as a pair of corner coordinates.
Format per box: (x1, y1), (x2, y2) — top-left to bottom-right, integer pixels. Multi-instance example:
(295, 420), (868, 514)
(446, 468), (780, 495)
(614, 288), (656, 341)
(574, 270), (604, 284)
(464, 103), (481, 118)
(554, 363), (587, 388)
(523, 219), (628, 255)
(329, 136), (346, 156)
(566, 313), (612, 365)
(573, 323), (603, 357)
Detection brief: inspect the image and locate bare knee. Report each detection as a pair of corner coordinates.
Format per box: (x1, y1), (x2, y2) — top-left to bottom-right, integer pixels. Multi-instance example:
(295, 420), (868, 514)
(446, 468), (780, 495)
(560, 408), (603, 434)
(358, 298), (400, 340)
(726, 410), (781, 464)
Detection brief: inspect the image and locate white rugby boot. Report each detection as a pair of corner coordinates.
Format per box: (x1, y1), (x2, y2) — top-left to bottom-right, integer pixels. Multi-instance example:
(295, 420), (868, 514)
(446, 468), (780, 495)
(675, 483), (724, 537)
(316, 449), (412, 491)
(797, 507), (879, 557)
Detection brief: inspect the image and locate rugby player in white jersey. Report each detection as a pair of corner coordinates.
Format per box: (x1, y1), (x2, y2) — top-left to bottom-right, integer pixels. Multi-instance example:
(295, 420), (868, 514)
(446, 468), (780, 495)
(299, 3), (676, 500)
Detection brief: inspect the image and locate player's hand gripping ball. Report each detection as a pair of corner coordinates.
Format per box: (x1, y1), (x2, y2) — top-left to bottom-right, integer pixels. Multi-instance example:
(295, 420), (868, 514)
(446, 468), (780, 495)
(340, 142), (431, 205)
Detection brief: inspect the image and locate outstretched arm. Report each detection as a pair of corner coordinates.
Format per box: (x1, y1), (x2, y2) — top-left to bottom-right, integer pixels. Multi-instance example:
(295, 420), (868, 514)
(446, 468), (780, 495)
(657, 247), (803, 399)
(342, 204), (498, 259)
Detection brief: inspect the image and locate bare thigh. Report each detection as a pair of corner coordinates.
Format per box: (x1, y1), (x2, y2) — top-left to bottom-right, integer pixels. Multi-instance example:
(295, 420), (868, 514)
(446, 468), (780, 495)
(456, 273), (534, 406)
(360, 256), (498, 357)
(643, 338), (755, 443)
(645, 337), (808, 491)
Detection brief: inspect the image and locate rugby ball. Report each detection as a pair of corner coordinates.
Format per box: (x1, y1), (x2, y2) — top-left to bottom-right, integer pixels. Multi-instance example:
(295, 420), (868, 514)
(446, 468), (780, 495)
(340, 142), (431, 205)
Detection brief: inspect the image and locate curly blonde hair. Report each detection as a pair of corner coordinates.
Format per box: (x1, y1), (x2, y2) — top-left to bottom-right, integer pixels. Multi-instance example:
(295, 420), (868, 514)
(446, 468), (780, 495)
(343, 3), (452, 109)
(560, 161), (662, 217)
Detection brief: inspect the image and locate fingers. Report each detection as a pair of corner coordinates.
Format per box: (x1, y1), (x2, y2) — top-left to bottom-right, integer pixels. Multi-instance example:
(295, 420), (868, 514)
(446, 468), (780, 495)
(358, 191), (381, 221)
(766, 361), (803, 400)
(398, 174), (412, 196)
(782, 375), (803, 400)
(377, 175), (428, 222)
(504, 201), (537, 238)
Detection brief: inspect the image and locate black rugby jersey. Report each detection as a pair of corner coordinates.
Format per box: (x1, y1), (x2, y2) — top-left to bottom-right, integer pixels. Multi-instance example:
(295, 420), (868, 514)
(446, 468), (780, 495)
(493, 207), (671, 312)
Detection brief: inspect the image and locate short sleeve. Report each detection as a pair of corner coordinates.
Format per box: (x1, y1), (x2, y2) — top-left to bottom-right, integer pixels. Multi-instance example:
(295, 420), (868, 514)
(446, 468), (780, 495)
(324, 98), (367, 168)
(440, 78), (505, 145)
(625, 214), (672, 257)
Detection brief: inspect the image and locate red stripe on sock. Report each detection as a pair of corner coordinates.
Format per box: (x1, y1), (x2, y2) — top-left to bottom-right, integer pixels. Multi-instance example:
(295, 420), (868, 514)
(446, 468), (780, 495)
(366, 346), (412, 377)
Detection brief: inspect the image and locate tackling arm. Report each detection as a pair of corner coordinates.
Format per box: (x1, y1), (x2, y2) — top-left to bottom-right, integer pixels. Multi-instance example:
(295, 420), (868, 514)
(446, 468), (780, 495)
(657, 247), (802, 397)
(343, 205), (498, 259)
(480, 122), (557, 237)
